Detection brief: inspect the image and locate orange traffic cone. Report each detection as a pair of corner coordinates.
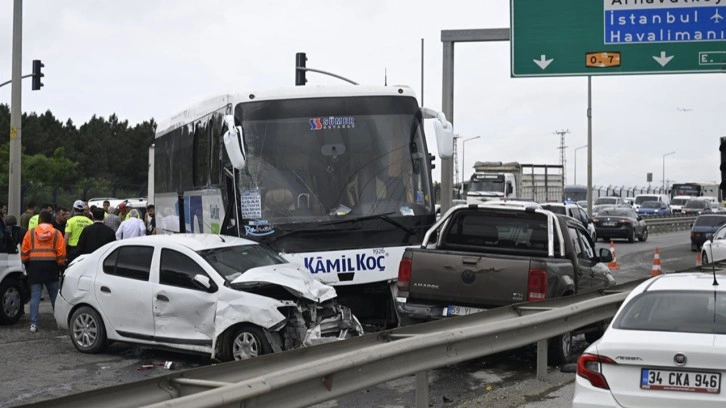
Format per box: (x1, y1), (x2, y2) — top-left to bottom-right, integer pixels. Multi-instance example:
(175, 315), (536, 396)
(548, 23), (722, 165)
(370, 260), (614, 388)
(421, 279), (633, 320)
(651, 247), (662, 276)
(608, 241), (620, 270)
(696, 252), (702, 269)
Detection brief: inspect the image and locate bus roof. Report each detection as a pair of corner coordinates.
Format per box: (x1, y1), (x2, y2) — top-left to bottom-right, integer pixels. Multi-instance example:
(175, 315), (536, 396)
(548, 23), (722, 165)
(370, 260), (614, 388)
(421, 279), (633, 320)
(155, 85), (418, 137)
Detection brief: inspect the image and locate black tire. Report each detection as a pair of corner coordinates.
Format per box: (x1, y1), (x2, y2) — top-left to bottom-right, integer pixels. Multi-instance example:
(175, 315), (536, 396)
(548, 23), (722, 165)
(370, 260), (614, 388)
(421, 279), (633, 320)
(218, 325), (272, 362)
(638, 228), (648, 242)
(69, 306), (108, 354)
(0, 278), (23, 325)
(548, 331), (572, 366)
(628, 228), (635, 243)
(691, 243), (698, 252)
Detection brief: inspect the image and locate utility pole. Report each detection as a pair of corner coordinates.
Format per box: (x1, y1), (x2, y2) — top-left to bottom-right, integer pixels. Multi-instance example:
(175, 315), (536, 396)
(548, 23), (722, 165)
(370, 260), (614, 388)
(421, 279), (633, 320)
(9, 0), (22, 217)
(554, 129), (570, 185)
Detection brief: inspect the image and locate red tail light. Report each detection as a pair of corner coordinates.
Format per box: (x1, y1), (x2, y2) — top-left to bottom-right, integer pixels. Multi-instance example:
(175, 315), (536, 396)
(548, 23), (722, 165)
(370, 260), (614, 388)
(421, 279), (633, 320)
(577, 353), (616, 389)
(527, 269), (547, 301)
(397, 258), (412, 292)
(618, 220), (632, 225)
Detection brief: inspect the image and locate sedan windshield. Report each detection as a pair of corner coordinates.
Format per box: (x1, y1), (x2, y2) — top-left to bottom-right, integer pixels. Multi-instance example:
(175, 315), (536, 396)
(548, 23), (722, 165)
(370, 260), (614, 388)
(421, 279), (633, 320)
(595, 197), (618, 205)
(198, 245), (287, 282)
(613, 291), (726, 334)
(641, 201), (661, 209)
(694, 215), (726, 227)
(686, 200), (709, 209)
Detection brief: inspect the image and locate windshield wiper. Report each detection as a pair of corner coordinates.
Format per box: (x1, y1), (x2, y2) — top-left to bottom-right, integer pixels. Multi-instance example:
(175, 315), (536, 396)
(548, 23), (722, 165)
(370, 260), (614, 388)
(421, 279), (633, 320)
(322, 212), (416, 235)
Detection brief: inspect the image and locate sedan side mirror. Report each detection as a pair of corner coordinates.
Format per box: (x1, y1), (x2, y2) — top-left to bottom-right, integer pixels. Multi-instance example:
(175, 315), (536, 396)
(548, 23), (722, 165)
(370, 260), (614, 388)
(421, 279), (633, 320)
(193, 274), (217, 293)
(707, 234), (714, 241)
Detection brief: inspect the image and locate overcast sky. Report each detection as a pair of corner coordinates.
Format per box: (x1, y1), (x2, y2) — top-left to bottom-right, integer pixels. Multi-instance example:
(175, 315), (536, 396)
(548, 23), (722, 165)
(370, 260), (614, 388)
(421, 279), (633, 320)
(1, 0), (723, 188)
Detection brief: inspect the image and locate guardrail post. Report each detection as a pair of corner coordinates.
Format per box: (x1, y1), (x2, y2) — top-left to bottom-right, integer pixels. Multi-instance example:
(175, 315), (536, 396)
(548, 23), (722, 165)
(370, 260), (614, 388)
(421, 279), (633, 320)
(415, 371), (429, 408)
(537, 339), (547, 380)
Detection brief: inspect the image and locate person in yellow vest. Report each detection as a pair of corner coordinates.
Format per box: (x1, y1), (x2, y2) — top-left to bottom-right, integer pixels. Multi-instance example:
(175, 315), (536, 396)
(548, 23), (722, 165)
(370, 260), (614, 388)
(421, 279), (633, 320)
(65, 200), (93, 264)
(28, 203), (55, 230)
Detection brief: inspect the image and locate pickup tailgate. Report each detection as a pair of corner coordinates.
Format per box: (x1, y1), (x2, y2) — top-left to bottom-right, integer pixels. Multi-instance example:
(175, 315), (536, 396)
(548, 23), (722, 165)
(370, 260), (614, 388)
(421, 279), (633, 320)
(406, 249), (535, 307)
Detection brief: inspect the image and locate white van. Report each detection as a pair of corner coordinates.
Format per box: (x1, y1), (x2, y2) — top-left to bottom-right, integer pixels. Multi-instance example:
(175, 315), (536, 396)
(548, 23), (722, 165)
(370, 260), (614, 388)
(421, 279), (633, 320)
(633, 194), (670, 211)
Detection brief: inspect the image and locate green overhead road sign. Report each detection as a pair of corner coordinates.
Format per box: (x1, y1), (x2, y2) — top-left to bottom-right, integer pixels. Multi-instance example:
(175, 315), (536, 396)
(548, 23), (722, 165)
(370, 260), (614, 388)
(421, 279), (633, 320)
(511, 0), (726, 77)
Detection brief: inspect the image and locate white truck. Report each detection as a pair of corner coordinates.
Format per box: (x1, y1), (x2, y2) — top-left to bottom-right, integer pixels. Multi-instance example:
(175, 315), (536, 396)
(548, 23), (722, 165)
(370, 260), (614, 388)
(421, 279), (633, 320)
(466, 161), (564, 204)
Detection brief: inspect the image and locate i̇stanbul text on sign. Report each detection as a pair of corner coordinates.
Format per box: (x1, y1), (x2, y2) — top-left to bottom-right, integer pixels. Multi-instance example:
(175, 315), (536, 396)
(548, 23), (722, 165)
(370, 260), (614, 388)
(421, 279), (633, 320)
(605, 0), (726, 44)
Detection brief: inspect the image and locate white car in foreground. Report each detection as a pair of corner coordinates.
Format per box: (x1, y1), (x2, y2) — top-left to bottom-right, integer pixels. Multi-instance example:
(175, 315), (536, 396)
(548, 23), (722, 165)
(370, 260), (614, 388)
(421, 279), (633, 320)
(55, 234), (362, 361)
(573, 272), (726, 407)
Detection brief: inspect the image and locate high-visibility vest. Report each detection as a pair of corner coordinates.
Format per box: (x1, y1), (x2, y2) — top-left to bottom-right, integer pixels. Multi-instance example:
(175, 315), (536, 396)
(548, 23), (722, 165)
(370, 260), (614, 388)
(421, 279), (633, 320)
(21, 224), (66, 266)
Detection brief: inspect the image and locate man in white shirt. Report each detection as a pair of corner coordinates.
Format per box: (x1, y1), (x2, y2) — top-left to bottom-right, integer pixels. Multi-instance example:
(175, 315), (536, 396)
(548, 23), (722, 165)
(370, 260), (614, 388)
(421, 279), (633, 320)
(115, 209), (146, 240)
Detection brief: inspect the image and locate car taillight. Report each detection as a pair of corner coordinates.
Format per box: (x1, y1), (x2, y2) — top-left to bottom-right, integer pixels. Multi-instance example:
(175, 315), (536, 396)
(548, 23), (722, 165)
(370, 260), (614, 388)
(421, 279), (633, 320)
(618, 220), (631, 225)
(527, 269), (547, 301)
(577, 353), (616, 389)
(397, 258), (412, 292)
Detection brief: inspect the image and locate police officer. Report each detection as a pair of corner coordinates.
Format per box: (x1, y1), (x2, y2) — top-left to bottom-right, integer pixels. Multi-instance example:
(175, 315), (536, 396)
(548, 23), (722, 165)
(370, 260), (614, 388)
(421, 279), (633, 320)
(64, 200), (93, 263)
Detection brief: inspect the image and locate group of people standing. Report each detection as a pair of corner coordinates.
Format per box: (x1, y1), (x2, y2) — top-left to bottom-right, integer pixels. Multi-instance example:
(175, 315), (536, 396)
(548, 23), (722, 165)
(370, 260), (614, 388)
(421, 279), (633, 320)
(2, 199), (157, 333)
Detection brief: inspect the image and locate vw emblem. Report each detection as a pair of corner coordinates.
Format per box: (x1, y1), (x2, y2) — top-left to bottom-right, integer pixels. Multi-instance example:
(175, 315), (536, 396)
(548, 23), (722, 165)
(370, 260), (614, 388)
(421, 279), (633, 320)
(461, 269), (476, 284)
(673, 353), (687, 366)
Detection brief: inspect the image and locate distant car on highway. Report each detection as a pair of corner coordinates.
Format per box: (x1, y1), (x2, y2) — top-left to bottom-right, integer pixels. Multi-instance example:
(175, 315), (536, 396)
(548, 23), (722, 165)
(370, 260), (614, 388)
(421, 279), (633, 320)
(636, 201), (671, 216)
(54, 234), (363, 361)
(690, 214), (726, 251)
(541, 202), (597, 241)
(670, 195), (692, 213)
(682, 198), (712, 215)
(573, 272), (726, 407)
(592, 207), (647, 243)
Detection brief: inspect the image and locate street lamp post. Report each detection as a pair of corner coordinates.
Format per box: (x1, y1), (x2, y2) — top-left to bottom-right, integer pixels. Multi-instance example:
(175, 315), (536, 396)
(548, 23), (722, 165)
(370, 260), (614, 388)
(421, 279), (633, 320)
(574, 144), (588, 185)
(662, 151), (676, 191)
(461, 136), (481, 197)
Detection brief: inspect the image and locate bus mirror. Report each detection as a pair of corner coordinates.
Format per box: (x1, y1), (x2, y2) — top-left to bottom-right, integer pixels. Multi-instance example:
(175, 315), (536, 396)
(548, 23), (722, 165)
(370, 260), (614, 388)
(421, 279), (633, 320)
(421, 107), (454, 159)
(223, 115), (246, 169)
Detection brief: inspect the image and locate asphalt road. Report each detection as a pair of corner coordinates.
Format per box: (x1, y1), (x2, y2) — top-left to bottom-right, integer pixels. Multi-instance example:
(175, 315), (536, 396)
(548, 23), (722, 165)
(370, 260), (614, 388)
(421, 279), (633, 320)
(0, 231), (696, 408)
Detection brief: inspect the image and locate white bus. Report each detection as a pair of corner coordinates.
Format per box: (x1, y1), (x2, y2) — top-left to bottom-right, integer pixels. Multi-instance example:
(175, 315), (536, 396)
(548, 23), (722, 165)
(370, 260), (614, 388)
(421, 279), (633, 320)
(151, 85), (453, 329)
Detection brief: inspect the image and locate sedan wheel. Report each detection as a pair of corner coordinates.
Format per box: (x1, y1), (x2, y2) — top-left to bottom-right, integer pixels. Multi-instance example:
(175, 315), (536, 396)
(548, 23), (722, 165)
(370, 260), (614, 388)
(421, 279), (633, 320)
(638, 228), (648, 242)
(628, 228), (635, 243)
(70, 306), (108, 354)
(0, 279), (23, 325)
(228, 325), (272, 361)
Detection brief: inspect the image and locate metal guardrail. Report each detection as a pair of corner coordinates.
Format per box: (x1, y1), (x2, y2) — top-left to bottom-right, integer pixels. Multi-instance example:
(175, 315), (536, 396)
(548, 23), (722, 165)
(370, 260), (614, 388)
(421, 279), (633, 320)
(642, 214), (696, 233)
(32, 279), (647, 408)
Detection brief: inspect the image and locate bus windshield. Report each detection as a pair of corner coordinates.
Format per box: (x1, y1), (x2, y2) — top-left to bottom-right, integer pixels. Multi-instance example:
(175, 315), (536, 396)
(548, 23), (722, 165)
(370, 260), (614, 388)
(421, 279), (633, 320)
(233, 96), (433, 225)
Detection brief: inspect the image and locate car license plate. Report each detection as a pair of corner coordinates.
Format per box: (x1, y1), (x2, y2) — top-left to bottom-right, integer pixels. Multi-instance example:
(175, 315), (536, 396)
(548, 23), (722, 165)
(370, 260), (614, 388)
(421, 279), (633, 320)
(603, 222), (617, 227)
(444, 305), (485, 317)
(641, 368), (721, 394)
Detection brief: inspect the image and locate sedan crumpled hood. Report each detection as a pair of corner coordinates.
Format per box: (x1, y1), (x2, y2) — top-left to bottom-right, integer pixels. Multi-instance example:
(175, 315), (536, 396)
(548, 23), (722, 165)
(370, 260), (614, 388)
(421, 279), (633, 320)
(231, 264), (337, 303)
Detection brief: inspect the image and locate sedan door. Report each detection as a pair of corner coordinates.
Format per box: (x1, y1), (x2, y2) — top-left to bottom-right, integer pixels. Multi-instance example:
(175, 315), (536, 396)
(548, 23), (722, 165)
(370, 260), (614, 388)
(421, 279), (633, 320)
(707, 225), (726, 262)
(152, 248), (217, 347)
(94, 245), (155, 338)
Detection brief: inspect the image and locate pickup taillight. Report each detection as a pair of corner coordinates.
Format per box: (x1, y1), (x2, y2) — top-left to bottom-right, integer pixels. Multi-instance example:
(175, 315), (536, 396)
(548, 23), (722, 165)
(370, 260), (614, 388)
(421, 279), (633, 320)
(397, 258), (412, 292)
(527, 269), (547, 301)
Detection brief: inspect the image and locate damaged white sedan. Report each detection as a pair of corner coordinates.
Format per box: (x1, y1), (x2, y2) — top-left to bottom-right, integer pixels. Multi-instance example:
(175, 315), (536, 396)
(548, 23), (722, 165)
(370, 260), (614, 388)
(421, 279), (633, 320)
(54, 234), (363, 361)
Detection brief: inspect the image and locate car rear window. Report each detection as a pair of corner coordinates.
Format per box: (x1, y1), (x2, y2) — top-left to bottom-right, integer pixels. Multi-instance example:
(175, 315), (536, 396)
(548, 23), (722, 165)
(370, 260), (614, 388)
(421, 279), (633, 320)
(598, 209), (632, 217)
(198, 244), (287, 282)
(694, 216), (726, 227)
(541, 205), (566, 215)
(442, 210), (559, 253)
(613, 290), (726, 334)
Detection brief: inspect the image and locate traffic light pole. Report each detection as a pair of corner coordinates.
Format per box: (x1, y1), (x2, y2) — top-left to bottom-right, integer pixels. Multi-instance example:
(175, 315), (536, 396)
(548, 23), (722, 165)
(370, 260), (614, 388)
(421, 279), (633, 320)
(9, 0), (22, 217)
(0, 74), (34, 89)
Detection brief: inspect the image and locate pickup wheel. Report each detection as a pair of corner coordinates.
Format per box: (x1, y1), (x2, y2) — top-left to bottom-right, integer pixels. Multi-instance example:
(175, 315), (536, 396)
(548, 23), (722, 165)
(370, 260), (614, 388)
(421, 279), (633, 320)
(548, 332), (572, 366)
(0, 278), (23, 325)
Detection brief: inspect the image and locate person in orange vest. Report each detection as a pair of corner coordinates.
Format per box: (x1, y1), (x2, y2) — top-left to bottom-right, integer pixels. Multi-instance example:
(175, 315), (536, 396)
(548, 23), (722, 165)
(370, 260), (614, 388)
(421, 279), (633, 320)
(21, 210), (66, 333)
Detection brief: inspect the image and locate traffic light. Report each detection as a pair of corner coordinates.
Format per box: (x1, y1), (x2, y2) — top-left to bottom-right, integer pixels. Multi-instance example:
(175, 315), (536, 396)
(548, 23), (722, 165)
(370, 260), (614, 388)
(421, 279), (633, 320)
(295, 52), (307, 86)
(32, 59), (44, 91)
(720, 137), (726, 197)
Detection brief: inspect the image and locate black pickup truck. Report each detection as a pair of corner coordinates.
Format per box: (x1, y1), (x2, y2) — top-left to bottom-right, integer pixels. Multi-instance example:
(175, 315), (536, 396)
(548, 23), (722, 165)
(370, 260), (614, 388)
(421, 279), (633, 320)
(396, 204), (616, 364)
